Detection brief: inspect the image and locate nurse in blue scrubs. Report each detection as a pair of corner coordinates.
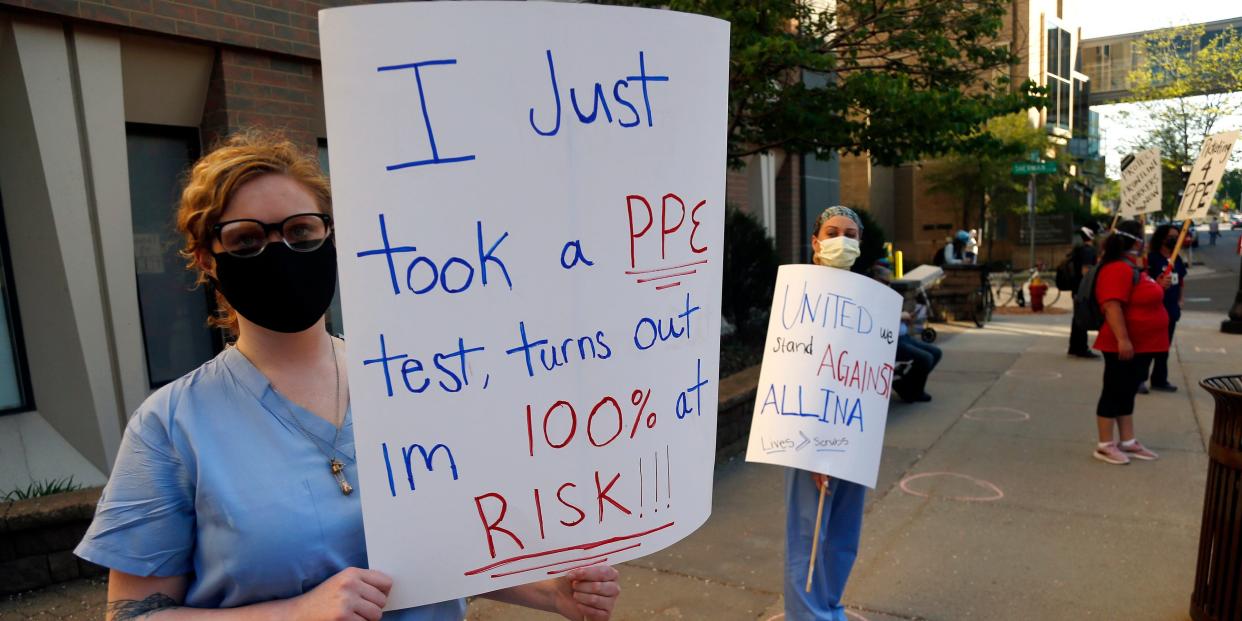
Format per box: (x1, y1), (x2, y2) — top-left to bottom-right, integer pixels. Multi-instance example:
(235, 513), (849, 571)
(783, 206), (870, 621)
(75, 131), (620, 621)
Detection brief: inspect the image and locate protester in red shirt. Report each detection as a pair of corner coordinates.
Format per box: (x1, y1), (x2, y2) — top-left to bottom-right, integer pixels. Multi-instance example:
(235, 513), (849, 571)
(1092, 220), (1171, 465)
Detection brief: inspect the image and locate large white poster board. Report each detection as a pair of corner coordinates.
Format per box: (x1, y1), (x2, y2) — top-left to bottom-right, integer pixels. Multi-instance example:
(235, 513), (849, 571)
(320, 3), (728, 610)
(1176, 131), (1240, 220)
(1120, 148), (1162, 217)
(744, 266), (902, 489)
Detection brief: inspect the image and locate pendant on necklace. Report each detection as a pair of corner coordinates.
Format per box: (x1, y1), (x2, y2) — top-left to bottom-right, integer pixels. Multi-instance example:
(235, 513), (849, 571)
(330, 458), (353, 495)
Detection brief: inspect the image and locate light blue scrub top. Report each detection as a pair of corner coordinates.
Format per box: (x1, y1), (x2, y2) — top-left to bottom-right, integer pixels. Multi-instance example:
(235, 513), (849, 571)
(76, 347), (466, 620)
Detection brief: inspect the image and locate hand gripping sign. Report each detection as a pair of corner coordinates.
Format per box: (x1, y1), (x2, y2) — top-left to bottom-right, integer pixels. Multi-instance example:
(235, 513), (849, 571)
(319, 2), (729, 611)
(745, 266), (902, 489)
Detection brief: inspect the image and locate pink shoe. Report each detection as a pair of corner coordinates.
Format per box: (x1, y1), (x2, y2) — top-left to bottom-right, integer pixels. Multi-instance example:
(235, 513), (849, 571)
(1120, 440), (1159, 461)
(1093, 443), (1130, 465)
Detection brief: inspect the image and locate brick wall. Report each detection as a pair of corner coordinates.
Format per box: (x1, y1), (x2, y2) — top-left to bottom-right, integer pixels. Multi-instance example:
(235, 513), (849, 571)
(202, 47), (320, 149)
(725, 165), (750, 214)
(0, 0), (373, 60)
(0, 488), (106, 596)
(838, 153), (871, 211)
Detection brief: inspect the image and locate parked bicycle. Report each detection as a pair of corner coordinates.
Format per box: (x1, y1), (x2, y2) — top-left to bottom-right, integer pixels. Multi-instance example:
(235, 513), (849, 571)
(967, 265), (994, 327)
(991, 263), (1062, 309)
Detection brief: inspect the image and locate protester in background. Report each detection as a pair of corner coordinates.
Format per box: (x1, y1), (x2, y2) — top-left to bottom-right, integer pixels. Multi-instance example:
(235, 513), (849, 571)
(1138, 224), (1187, 393)
(872, 266), (941, 403)
(75, 131), (620, 621)
(965, 229), (980, 264)
(1208, 216), (1220, 246)
(939, 230), (970, 266)
(1091, 220), (1169, 465)
(1068, 226), (1099, 358)
(784, 206), (875, 621)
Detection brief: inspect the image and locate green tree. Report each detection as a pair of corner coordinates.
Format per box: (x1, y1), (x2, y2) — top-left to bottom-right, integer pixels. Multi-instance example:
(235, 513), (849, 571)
(721, 206), (779, 338)
(1093, 178), (1120, 216)
(847, 207), (888, 275)
(607, 0), (1042, 166)
(1219, 169), (1242, 211)
(1122, 23), (1242, 215)
(925, 113), (1064, 259)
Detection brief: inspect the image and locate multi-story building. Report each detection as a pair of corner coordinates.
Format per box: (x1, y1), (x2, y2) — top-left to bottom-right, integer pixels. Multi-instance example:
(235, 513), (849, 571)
(0, 0), (349, 490)
(833, 0), (1099, 266)
(0, 0), (1098, 488)
(1080, 16), (1242, 106)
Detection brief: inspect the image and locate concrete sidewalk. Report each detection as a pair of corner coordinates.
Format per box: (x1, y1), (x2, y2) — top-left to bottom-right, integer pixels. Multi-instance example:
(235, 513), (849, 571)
(472, 308), (1226, 621)
(4, 309), (1232, 620)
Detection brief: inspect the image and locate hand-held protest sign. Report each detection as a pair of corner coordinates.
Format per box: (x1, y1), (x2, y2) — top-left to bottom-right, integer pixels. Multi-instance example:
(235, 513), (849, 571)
(319, 3), (728, 610)
(1168, 131), (1240, 273)
(744, 266), (902, 489)
(1119, 148), (1162, 218)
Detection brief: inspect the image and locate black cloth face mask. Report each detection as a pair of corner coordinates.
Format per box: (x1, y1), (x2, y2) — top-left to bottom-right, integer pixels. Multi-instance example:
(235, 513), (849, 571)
(213, 240), (337, 334)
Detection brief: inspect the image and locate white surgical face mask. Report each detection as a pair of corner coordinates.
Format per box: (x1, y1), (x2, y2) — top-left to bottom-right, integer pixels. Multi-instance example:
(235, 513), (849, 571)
(816, 236), (860, 269)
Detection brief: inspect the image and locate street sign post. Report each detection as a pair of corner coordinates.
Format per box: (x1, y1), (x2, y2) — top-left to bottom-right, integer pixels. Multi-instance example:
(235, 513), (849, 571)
(1011, 161), (1057, 175)
(1012, 160), (1056, 270)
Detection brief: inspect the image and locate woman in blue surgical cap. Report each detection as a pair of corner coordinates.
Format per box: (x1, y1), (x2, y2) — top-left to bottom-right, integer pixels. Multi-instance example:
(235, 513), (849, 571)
(784, 205), (869, 621)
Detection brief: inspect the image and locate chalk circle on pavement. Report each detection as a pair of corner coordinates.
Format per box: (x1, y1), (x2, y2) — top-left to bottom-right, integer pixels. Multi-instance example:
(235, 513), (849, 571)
(899, 472), (1004, 502)
(764, 611), (871, 621)
(963, 407), (1031, 422)
(1004, 369), (1061, 380)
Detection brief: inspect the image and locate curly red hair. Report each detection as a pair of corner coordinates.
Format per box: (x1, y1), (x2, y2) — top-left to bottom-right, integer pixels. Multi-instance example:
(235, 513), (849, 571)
(176, 129), (331, 334)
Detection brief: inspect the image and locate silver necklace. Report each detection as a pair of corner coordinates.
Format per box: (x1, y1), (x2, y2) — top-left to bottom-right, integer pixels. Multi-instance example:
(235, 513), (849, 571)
(282, 337), (352, 495)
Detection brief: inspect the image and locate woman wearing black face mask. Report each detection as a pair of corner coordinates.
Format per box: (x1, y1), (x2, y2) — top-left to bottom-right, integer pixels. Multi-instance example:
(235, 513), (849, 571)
(75, 131), (621, 621)
(1138, 225), (1187, 394)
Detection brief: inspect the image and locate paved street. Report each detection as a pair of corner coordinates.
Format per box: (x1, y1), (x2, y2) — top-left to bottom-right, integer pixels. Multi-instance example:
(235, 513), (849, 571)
(6, 266), (1239, 620)
(470, 286), (1237, 620)
(1181, 228), (1241, 317)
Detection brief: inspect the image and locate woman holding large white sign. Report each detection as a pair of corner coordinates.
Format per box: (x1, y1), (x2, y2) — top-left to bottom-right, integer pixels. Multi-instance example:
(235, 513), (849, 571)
(782, 206), (880, 621)
(75, 132), (620, 621)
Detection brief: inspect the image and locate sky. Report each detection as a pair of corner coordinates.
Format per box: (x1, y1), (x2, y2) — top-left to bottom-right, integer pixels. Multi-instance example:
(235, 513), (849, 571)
(1076, 1), (1242, 178)
(1076, 1), (1239, 40)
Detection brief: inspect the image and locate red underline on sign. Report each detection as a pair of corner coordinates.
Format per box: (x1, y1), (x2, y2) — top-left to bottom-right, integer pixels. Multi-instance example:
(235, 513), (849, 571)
(636, 270), (697, 283)
(463, 521), (676, 576)
(489, 543), (642, 578)
(624, 259), (709, 275)
(655, 282), (682, 290)
(548, 558), (609, 575)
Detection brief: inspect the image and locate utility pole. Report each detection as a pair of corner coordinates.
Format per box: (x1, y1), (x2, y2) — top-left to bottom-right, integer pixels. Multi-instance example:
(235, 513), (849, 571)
(1027, 174), (1036, 270)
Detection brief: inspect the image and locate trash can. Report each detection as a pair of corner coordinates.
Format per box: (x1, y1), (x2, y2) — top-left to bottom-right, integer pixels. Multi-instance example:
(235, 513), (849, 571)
(1192, 375), (1242, 621)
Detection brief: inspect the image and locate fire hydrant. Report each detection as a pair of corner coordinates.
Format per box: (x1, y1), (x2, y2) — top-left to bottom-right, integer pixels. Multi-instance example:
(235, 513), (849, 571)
(1029, 275), (1048, 312)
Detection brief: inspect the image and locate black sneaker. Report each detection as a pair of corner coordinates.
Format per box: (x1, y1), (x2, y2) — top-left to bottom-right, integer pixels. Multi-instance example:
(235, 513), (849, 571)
(1151, 383), (1178, 392)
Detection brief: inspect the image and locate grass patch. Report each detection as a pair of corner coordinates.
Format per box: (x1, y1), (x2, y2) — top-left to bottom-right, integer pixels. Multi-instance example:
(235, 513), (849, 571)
(2, 476), (82, 502)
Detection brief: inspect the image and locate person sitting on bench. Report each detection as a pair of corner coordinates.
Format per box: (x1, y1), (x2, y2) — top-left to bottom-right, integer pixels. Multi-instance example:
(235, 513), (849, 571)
(873, 266), (942, 403)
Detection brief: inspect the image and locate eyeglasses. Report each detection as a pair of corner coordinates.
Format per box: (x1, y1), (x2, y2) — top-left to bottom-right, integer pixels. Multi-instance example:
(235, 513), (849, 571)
(213, 213), (333, 258)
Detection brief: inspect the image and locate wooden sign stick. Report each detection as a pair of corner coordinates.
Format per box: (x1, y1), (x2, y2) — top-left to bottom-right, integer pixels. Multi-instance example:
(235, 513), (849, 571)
(805, 477), (831, 593)
(1109, 213), (1121, 232)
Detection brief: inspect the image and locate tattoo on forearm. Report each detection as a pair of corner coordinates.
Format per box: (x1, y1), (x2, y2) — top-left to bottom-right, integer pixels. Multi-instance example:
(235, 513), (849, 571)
(107, 593), (180, 620)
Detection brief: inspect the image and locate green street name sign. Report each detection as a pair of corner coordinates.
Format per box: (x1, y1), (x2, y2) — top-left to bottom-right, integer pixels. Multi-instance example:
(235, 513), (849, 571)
(1012, 161), (1057, 175)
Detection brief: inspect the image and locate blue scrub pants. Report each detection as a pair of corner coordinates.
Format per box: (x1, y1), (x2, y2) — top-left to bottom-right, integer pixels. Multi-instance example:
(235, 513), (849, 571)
(784, 469), (866, 621)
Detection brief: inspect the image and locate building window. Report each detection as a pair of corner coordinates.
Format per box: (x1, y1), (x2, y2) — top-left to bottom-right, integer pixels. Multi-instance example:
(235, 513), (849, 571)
(1047, 27), (1059, 74)
(1060, 29), (1072, 77)
(0, 191), (34, 414)
(127, 124), (222, 388)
